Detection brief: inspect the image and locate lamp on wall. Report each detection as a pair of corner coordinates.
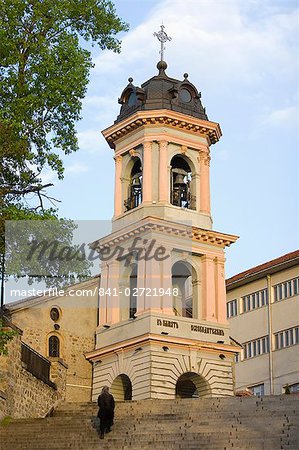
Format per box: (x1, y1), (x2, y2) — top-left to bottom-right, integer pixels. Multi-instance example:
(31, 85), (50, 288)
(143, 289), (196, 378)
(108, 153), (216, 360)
(162, 346), (169, 352)
(219, 354), (226, 360)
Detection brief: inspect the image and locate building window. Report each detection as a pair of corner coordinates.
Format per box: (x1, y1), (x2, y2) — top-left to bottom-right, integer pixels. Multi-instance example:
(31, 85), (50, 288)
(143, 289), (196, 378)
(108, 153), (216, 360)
(274, 326), (299, 350)
(49, 335), (60, 357)
(241, 288), (268, 313)
(274, 277), (299, 302)
(243, 336), (269, 359)
(250, 383), (264, 397)
(227, 299), (238, 318)
(288, 382), (299, 393)
(50, 307), (60, 322)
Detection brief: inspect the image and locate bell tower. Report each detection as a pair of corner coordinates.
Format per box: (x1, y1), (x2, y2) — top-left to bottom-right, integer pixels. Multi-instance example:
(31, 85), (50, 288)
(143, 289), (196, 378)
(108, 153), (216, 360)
(86, 27), (239, 401)
(107, 58), (217, 232)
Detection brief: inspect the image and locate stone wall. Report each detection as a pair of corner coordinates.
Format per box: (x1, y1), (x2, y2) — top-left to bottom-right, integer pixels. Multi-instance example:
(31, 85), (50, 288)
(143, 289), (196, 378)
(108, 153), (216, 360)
(15, 325), (94, 402)
(8, 277), (99, 403)
(0, 389), (7, 420)
(0, 326), (67, 420)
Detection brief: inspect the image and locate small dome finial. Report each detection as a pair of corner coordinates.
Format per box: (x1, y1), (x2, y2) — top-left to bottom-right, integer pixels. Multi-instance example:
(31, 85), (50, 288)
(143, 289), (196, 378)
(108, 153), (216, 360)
(157, 60), (167, 76)
(128, 77), (133, 83)
(184, 73), (188, 80)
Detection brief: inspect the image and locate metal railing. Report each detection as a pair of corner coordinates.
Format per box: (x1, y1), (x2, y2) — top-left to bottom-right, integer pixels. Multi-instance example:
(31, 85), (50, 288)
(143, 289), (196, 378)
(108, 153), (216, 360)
(124, 190), (142, 211)
(21, 342), (56, 389)
(170, 186), (196, 210)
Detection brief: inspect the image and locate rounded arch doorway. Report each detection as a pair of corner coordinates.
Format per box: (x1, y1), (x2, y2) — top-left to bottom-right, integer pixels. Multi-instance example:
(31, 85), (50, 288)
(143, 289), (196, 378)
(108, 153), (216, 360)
(110, 374), (132, 401)
(175, 372), (210, 398)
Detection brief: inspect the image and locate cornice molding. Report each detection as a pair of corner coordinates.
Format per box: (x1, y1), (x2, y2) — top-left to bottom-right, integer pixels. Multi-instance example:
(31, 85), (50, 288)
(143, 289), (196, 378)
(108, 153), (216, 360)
(85, 333), (239, 361)
(89, 216), (238, 251)
(102, 110), (222, 148)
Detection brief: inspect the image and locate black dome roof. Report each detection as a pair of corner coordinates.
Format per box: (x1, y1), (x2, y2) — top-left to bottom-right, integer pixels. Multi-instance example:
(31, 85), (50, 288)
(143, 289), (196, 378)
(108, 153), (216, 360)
(115, 61), (208, 124)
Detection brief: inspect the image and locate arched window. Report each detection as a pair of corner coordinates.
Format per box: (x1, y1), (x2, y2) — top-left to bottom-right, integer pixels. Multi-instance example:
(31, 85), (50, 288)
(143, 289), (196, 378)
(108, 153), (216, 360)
(129, 264), (138, 318)
(48, 335), (60, 357)
(172, 261), (193, 318)
(124, 158), (142, 211)
(170, 155), (195, 210)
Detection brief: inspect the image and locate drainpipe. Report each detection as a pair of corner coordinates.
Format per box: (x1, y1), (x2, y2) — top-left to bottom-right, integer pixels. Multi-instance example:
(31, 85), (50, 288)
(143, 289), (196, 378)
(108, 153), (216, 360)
(267, 275), (274, 395)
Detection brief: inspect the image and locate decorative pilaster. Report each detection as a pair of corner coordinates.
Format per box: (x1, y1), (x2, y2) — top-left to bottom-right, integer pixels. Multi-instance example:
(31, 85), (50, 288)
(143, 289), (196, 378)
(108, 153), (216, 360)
(199, 151), (211, 214)
(114, 155), (122, 216)
(106, 260), (120, 324)
(201, 255), (216, 322)
(136, 257), (146, 314)
(192, 279), (201, 319)
(158, 140), (169, 202)
(99, 263), (108, 326)
(144, 243), (162, 312)
(142, 141), (152, 202)
(215, 255), (226, 323)
(161, 245), (174, 315)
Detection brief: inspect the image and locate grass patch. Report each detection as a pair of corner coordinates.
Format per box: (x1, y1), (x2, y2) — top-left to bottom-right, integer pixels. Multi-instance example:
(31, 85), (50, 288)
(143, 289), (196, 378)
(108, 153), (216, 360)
(0, 415), (13, 427)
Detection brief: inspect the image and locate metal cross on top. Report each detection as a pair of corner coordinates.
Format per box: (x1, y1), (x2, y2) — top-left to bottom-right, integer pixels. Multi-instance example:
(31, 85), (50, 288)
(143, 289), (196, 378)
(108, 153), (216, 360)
(154, 24), (172, 61)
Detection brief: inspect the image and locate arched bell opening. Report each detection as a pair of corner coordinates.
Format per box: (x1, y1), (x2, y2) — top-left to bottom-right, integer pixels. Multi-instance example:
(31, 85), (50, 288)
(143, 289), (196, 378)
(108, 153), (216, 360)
(175, 372), (211, 398)
(110, 374), (133, 401)
(170, 155), (195, 210)
(172, 261), (194, 318)
(124, 157), (142, 211)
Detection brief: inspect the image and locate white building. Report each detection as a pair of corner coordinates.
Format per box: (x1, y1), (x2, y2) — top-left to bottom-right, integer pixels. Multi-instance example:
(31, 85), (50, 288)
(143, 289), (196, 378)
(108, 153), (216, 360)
(226, 250), (299, 395)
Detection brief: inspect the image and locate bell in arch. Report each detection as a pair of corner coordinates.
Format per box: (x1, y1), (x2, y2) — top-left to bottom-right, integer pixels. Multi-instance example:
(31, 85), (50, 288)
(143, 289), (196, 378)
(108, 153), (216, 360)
(132, 173), (142, 187)
(173, 170), (187, 186)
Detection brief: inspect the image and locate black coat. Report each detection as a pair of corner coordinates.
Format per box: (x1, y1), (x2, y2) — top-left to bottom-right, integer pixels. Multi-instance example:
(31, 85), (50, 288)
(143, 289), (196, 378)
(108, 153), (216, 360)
(97, 392), (115, 420)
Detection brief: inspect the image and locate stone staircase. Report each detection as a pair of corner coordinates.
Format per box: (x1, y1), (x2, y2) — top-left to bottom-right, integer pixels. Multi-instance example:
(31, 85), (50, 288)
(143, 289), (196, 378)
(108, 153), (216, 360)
(0, 396), (298, 449)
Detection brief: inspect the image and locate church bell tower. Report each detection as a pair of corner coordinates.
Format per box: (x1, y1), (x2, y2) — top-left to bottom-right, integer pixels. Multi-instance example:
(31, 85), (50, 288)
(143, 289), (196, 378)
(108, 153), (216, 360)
(86, 26), (239, 400)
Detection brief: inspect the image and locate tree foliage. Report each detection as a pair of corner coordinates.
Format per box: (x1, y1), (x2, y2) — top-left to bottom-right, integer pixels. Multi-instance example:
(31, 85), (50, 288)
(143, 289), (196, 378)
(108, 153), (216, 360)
(0, 1), (127, 294)
(0, 319), (17, 356)
(3, 206), (92, 288)
(0, 0), (128, 205)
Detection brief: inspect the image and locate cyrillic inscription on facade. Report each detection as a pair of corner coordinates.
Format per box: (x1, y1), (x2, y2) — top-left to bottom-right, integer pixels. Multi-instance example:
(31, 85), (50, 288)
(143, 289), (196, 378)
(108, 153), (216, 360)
(191, 325), (224, 335)
(157, 319), (179, 328)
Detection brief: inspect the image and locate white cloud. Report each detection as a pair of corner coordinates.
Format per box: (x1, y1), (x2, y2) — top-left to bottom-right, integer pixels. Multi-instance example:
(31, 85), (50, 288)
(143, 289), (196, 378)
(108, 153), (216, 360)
(82, 95), (119, 124)
(92, 0), (297, 89)
(77, 130), (105, 154)
(262, 106), (298, 128)
(64, 162), (89, 176)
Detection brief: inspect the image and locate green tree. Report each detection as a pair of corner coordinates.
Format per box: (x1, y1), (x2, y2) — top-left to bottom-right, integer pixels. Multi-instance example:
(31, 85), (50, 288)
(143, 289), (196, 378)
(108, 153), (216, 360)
(0, 1), (127, 304)
(4, 207), (92, 288)
(0, 0), (128, 204)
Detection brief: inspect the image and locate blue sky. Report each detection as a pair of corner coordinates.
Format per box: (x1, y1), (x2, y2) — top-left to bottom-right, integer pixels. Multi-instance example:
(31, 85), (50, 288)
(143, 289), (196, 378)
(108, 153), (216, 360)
(40, 0), (298, 278)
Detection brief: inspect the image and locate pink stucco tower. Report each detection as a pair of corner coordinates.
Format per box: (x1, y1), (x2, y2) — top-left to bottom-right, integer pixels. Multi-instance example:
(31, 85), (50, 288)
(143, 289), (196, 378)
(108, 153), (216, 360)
(86, 53), (239, 400)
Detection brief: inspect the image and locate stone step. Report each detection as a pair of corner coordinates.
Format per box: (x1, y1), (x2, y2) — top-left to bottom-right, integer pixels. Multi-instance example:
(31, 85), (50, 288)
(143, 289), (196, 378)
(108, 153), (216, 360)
(1, 396), (298, 450)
